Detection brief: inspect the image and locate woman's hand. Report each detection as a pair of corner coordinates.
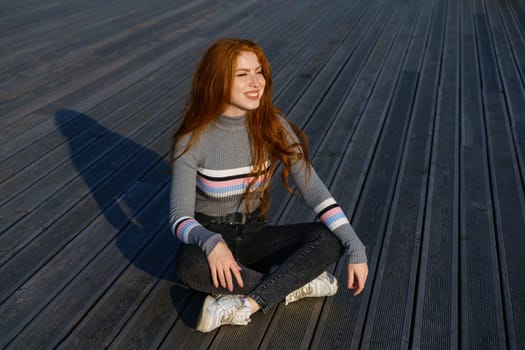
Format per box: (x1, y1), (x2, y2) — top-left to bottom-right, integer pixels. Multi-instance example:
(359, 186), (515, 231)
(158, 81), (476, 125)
(207, 241), (244, 292)
(347, 263), (368, 296)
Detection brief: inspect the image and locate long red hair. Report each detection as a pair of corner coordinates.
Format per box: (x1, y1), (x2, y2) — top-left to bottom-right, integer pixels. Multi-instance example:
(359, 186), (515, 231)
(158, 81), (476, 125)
(171, 38), (311, 216)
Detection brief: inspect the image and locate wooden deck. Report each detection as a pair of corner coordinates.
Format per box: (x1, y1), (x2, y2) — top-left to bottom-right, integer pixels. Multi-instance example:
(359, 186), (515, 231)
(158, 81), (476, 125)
(1, 0), (525, 348)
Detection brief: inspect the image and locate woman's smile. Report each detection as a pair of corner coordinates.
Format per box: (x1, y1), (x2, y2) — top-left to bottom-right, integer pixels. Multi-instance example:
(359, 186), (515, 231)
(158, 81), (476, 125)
(244, 91), (260, 99)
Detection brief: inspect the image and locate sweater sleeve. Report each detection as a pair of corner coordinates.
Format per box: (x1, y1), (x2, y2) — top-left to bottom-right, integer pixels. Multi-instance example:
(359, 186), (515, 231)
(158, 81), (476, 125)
(169, 135), (224, 256)
(281, 117), (367, 264)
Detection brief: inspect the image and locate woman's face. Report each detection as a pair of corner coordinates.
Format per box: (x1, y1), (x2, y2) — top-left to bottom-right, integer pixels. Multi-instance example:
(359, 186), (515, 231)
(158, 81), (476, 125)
(223, 51), (266, 117)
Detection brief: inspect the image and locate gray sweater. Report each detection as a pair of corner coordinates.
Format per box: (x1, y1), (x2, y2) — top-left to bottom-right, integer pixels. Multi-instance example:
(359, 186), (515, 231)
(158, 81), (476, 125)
(169, 114), (366, 264)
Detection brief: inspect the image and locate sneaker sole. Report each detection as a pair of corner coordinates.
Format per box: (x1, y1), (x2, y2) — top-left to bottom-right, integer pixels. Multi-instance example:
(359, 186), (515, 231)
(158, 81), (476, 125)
(196, 296), (216, 333)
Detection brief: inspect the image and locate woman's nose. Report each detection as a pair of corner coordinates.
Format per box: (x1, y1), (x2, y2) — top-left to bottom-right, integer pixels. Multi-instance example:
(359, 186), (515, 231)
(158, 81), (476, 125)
(249, 74), (261, 87)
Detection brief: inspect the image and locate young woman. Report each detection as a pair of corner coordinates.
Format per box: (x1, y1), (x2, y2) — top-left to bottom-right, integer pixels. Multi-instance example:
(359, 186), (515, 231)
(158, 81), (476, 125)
(170, 38), (368, 333)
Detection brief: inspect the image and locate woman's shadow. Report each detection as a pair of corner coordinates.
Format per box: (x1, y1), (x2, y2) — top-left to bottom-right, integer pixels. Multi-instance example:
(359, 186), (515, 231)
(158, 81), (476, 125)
(56, 109), (226, 329)
(55, 109), (180, 281)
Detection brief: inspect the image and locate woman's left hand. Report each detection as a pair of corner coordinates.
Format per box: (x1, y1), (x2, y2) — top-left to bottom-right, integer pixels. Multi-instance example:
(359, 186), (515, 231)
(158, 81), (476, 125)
(347, 263), (368, 296)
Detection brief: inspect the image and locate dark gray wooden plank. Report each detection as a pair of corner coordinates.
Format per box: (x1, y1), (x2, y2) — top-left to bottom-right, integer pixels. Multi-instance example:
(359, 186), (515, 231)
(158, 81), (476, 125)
(354, 30), (424, 350)
(459, 0), (507, 347)
(504, 0), (525, 41)
(412, 3), (453, 349)
(414, 0), (462, 347)
(353, 2), (434, 348)
(479, 1), (525, 348)
(499, 0), (525, 186)
(485, 1), (525, 347)
(482, 89), (524, 350)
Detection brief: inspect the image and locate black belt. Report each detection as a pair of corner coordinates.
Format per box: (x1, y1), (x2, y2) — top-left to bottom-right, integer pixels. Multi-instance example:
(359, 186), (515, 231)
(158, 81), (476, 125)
(195, 209), (263, 225)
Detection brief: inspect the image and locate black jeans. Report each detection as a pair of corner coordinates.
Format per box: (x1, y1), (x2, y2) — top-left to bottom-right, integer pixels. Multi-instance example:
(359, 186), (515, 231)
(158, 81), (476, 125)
(175, 221), (343, 313)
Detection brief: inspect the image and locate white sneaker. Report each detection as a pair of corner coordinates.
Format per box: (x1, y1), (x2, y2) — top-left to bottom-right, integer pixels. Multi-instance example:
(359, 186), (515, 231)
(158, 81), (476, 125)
(196, 295), (252, 333)
(285, 271), (338, 305)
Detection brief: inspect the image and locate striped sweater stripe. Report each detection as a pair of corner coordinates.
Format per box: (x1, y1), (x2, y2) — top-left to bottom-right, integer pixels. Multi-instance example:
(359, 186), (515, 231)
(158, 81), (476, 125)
(314, 198), (350, 231)
(173, 217), (201, 242)
(196, 162), (270, 198)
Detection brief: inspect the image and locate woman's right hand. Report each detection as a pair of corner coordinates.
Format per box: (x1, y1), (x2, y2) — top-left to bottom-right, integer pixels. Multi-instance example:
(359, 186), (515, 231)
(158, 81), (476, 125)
(207, 241), (244, 292)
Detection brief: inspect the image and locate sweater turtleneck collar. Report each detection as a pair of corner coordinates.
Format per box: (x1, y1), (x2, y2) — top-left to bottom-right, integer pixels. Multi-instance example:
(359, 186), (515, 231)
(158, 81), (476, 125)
(214, 114), (247, 130)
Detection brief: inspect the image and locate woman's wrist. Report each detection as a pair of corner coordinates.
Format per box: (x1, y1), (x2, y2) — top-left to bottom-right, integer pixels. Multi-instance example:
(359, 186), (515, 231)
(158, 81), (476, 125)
(202, 233), (225, 256)
(345, 247), (367, 264)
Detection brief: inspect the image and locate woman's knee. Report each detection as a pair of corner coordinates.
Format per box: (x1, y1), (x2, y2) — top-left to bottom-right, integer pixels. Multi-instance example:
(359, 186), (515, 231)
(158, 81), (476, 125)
(174, 244), (209, 286)
(313, 223), (344, 258)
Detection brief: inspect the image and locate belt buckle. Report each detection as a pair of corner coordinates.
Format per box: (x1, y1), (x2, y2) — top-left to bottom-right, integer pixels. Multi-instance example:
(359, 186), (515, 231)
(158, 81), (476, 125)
(227, 213), (247, 225)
